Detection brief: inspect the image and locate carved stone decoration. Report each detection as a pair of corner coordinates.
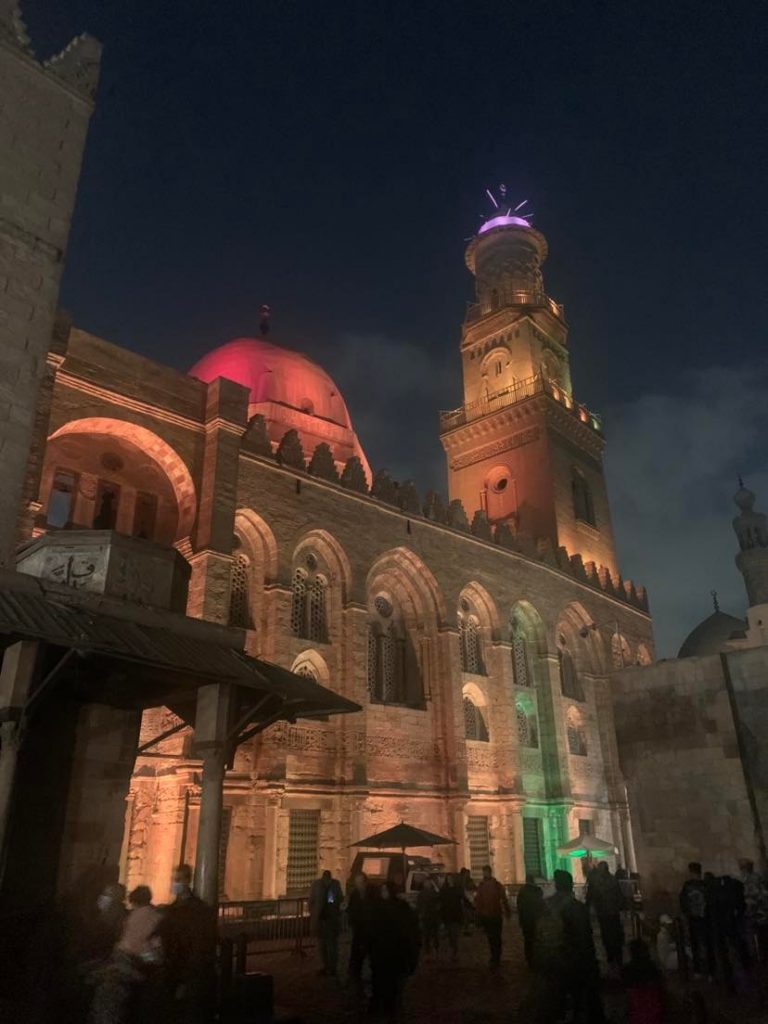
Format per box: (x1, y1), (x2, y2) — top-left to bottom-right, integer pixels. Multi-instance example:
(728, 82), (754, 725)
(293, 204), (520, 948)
(0, 0), (30, 49)
(340, 456), (368, 494)
(450, 426), (540, 471)
(308, 442), (340, 483)
(276, 429), (305, 471)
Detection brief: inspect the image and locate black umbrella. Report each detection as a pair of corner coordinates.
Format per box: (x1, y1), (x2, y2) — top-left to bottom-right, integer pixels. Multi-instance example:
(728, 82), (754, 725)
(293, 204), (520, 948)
(350, 821), (456, 885)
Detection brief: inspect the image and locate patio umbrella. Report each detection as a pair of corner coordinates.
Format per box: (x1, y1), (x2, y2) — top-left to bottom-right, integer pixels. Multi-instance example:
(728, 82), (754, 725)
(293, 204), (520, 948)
(350, 821), (456, 884)
(556, 834), (618, 859)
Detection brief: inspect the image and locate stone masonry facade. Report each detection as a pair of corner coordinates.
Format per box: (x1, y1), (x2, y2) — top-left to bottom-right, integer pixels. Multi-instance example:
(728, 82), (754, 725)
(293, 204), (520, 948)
(17, 320), (653, 902)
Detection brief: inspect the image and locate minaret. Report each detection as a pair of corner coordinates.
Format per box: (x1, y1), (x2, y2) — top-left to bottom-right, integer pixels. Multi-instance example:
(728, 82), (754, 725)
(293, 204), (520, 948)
(0, 5), (100, 564)
(440, 190), (618, 575)
(733, 480), (768, 645)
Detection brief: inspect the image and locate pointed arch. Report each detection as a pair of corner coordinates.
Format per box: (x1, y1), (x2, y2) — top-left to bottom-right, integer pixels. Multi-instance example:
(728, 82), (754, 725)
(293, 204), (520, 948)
(234, 508), (278, 583)
(556, 601), (606, 675)
(232, 509), (279, 652)
(47, 417), (197, 540)
(366, 547), (446, 630)
(290, 649), (331, 687)
(293, 528), (352, 600)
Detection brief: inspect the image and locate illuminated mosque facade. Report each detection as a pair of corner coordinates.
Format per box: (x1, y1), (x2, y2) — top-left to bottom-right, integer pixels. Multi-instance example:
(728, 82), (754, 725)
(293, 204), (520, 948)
(16, 207), (653, 902)
(1, 6), (660, 904)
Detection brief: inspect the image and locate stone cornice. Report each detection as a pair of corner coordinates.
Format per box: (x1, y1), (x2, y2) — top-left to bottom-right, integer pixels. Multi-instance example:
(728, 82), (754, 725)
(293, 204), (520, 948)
(54, 369), (206, 435)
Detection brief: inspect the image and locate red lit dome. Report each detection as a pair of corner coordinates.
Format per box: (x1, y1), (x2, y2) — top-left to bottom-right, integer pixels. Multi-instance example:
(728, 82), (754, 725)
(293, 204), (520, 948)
(189, 336), (370, 482)
(190, 337), (353, 428)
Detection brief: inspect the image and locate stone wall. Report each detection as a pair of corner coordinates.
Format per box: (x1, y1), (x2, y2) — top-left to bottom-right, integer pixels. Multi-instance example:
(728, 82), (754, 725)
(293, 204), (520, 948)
(614, 653), (764, 904)
(0, 26), (99, 564)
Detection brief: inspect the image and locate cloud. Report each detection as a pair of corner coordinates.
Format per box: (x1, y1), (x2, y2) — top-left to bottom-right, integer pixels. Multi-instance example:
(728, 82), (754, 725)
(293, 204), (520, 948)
(605, 361), (768, 656)
(330, 333), (454, 489)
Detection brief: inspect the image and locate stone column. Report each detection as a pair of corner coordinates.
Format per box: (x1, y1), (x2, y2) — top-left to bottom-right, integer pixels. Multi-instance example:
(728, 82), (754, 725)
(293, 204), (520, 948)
(511, 805), (526, 883)
(0, 641), (41, 875)
(193, 682), (232, 906)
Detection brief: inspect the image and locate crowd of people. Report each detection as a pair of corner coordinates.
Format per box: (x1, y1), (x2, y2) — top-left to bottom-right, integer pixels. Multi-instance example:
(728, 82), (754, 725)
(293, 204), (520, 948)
(678, 858), (768, 985)
(311, 856), (768, 1023)
(26, 864), (218, 1024)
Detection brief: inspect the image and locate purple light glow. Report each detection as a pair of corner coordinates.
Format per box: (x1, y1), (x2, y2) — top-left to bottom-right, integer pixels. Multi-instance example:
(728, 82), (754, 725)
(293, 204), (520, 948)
(478, 214), (531, 234)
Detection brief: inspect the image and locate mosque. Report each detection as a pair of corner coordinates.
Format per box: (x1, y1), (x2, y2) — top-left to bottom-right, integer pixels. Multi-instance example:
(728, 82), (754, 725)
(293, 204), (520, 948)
(1, 5), (764, 910)
(15, 196), (657, 901)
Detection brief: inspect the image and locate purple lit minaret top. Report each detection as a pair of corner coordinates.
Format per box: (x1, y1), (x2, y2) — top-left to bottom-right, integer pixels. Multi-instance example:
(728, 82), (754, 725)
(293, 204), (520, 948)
(477, 185), (532, 234)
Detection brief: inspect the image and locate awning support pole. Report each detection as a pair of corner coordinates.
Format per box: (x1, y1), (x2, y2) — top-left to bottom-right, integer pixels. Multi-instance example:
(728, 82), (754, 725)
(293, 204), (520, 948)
(192, 682), (232, 907)
(136, 720), (186, 755)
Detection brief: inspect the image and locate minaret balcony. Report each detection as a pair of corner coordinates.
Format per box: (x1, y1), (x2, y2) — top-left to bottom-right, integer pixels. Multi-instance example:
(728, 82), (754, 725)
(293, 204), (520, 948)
(464, 292), (565, 325)
(439, 373), (602, 435)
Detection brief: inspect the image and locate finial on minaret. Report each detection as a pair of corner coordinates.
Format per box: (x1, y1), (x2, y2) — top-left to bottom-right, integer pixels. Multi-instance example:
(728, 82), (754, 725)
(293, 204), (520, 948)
(259, 304), (271, 336)
(711, 589), (719, 613)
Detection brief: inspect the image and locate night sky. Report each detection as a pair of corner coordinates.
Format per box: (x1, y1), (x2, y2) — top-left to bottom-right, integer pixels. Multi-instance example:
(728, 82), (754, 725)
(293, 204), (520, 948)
(24, 0), (768, 655)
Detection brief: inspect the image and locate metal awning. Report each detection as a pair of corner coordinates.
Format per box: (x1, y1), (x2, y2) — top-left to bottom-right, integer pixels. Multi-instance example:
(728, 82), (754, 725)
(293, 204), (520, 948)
(0, 569), (360, 731)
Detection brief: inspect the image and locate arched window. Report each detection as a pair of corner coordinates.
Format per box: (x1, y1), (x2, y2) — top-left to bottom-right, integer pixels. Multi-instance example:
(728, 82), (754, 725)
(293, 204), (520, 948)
(463, 695), (489, 742)
(558, 635), (585, 701)
(229, 552), (252, 629)
(516, 700), (539, 749)
(635, 644), (652, 666)
(572, 469), (596, 527)
(511, 617), (532, 687)
(566, 707), (588, 756)
(459, 603), (485, 675)
(367, 595), (421, 706)
(294, 663), (317, 680)
(490, 288), (499, 310)
(290, 554), (328, 642)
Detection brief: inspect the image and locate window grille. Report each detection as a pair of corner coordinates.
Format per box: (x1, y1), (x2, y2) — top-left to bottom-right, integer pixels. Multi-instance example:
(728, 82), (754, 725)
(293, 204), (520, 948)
(367, 625), (378, 698)
(578, 819), (592, 836)
(523, 817), (544, 878)
(229, 553), (252, 628)
(611, 633), (626, 670)
(286, 809), (320, 896)
(466, 816), (490, 879)
(308, 575), (328, 643)
(516, 703), (538, 748)
(463, 696), (489, 742)
(291, 558), (328, 642)
(512, 632), (531, 687)
(294, 663), (316, 680)
(460, 615), (484, 675)
(290, 569), (307, 637)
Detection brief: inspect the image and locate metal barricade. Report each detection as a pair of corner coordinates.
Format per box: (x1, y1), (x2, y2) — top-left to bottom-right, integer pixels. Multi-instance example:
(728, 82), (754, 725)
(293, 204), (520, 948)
(218, 897), (311, 965)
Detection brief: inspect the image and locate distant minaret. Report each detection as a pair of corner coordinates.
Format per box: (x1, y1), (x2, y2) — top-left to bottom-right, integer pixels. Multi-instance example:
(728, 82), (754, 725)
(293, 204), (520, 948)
(0, 6), (100, 564)
(733, 480), (768, 606)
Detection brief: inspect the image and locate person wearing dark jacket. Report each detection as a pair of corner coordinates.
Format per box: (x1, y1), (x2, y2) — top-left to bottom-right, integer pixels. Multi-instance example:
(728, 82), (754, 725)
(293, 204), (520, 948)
(346, 872), (371, 986)
(588, 862), (625, 968)
(474, 865), (511, 969)
(517, 874), (544, 967)
(155, 865), (218, 1024)
(309, 869), (344, 977)
(439, 874), (466, 961)
(679, 862), (715, 977)
(369, 884), (421, 1019)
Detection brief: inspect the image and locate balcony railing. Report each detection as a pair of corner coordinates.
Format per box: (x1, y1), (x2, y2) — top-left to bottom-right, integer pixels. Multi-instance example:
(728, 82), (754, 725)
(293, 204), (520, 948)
(464, 292), (565, 324)
(439, 373), (603, 434)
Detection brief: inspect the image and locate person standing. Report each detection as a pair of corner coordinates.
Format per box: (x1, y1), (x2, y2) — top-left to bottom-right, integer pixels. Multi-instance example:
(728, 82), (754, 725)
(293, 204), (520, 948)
(416, 877), (441, 956)
(474, 864), (511, 969)
(739, 858), (768, 964)
(346, 872), (371, 987)
(590, 862), (625, 969)
(155, 864), (218, 1024)
(369, 883), (420, 1019)
(679, 862), (714, 978)
(309, 869), (343, 977)
(516, 874), (544, 967)
(458, 867), (476, 934)
(535, 869), (605, 1024)
(439, 874), (465, 961)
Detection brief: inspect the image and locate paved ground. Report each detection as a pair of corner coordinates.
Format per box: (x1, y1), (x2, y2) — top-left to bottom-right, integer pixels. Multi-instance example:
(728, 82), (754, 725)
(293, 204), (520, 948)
(249, 923), (768, 1024)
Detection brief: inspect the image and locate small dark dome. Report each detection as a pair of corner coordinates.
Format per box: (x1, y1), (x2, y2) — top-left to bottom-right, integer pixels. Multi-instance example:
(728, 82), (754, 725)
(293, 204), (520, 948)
(678, 610), (747, 659)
